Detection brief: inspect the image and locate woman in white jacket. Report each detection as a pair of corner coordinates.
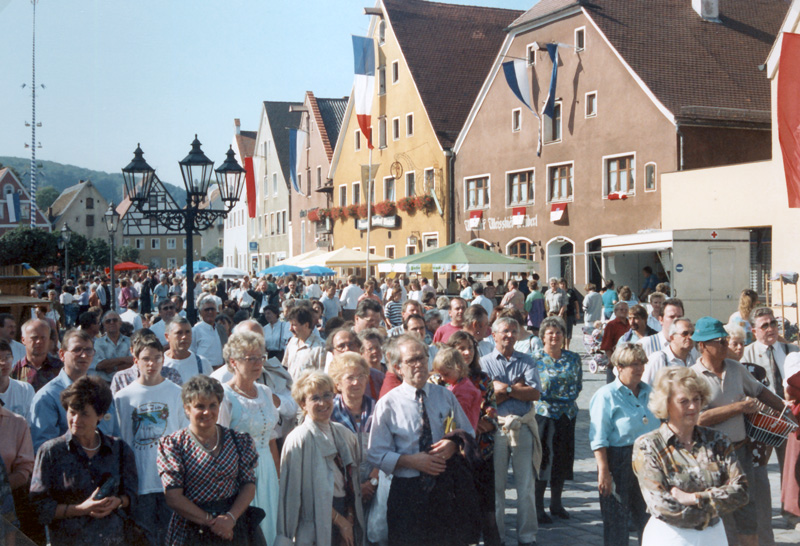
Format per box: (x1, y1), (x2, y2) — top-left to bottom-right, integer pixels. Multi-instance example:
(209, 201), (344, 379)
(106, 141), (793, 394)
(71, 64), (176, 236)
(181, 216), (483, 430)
(276, 371), (364, 546)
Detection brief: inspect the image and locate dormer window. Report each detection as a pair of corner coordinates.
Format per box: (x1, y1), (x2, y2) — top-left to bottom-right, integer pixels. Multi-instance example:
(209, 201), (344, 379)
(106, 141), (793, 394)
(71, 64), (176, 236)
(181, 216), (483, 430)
(575, 27), (585, 51)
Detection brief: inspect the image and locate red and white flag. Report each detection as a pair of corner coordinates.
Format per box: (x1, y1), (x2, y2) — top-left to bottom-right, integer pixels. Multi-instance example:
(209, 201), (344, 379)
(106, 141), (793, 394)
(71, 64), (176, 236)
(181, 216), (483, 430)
(512, 206), (526, 226)
(779, 32), (800, 207)
(352, 36), (375, 150)
(550, 202), (566, 222)
(468, 210), (483, 229)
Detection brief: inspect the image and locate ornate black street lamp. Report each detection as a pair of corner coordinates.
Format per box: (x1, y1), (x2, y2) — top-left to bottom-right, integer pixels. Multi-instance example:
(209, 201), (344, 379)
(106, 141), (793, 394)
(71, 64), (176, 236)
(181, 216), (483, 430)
(104, 202), (120, 311)
(122, 136), (245, 323)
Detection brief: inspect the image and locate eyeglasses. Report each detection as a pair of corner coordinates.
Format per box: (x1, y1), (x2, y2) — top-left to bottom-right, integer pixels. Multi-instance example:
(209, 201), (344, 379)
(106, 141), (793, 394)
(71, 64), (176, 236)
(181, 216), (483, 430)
(67, 347), (95, 356)
(676, 330), (694, 337)
(201, 308), (217, 313)
(236, 355), (266, 365)
(307, 392), (334, 404)
(757, 319), (779, 331)
(103, 318), (120, 324)
(704, 338), (728, 346)
(160, 305), (176, 311)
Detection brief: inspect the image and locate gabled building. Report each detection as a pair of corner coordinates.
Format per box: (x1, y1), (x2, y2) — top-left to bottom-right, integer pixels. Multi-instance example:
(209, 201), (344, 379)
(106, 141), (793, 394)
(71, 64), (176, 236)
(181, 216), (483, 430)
(453, 0), (784, 287)
(48, 179), (120, 245)
(224, 120), (256, 269)
(117, 177), (201, 269)
(0, 168), (50, 236)
(249, 102), (302, 270)
(330, 0), (522, 278)
(289, 92), (347, 256)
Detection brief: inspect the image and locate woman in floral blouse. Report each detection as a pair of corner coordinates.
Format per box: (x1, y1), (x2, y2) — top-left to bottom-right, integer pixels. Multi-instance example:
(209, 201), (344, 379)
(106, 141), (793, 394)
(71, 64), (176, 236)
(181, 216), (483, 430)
(532, 316), (582, 524)
(633, 366), (748, 546)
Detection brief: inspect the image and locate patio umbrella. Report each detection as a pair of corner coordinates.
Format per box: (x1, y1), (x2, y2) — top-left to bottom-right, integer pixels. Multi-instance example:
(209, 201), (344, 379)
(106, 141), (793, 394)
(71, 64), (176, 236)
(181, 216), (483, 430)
(257, 264), (304, 277)
(302, 265), (336, 277)
(377, 242), (537, 274)
(294, 247), (389, 268)
(114, 262), (148, 272)
(202, 266), (249, 279)
(178, 260), (216, 274)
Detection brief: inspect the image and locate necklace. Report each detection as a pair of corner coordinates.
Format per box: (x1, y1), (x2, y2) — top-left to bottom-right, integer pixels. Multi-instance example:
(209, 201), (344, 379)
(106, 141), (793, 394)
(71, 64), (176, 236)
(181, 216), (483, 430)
(191, 426), (220, 453)
(232, 383), (257, 399)
(82, 431), (101, 452)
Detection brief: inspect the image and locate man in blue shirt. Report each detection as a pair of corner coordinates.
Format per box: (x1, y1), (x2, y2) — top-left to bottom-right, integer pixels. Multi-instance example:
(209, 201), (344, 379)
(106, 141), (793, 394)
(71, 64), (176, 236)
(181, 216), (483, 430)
(30, 329), (120, 452)
(480, 317), (542, 546)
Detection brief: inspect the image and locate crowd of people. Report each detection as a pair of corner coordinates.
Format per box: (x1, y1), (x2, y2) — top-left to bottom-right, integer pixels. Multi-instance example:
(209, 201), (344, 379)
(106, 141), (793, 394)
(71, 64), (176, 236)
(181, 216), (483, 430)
(0, 267), (799, 546)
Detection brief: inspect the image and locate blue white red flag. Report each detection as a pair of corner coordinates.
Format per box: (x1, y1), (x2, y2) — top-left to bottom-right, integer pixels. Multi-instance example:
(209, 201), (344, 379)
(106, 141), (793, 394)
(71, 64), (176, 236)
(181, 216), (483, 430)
(543, 43), (559, 119)
(289, 128), (306, 194)
(6, 192), (20, 223)
(352, 35), (375, 149)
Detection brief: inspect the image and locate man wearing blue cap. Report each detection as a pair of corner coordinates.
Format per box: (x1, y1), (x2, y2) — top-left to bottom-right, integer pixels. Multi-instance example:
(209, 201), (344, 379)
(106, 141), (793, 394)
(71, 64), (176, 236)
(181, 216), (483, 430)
(690, 316), (793, 546)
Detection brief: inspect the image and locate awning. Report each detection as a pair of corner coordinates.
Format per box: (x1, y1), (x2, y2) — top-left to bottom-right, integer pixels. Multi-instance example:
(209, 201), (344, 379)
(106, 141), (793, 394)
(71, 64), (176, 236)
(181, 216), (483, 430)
(377, 242), (537, 274)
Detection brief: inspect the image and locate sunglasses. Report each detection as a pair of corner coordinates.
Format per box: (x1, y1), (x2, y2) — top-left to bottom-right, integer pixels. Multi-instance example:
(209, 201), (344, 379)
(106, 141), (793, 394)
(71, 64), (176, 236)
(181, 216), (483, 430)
(757, 319), (779, 331)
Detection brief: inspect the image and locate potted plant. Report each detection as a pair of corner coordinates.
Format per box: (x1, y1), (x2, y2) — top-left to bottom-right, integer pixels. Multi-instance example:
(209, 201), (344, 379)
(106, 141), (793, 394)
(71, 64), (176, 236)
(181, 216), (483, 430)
(307, 208), (320, 222)
(329, 206), (346, 221)
(346, 204), (360, 219)
(397, 196), (417, 214)
(357, 203), (369, 219)
(415, 195), (435, 213)
(374, 200), (397, 217)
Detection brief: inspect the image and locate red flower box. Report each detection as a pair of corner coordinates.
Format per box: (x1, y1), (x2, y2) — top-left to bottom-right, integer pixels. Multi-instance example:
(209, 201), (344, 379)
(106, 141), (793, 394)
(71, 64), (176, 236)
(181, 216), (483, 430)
(374, 200), (397, 217)
(397, 197), (417, 213)
(307, 209), (320, 222)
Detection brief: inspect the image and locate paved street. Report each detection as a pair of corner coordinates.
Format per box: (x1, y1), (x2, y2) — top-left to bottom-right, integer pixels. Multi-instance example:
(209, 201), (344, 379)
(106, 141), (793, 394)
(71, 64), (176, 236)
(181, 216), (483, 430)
(499, 333), (800, 545)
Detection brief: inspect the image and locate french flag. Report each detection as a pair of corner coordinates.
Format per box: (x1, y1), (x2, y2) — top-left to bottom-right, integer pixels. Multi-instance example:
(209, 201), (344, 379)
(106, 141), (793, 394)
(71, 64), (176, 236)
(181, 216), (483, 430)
(289, 128), (306, 195)
(6, 192), (20, 223)
(352, 36), (375, 149)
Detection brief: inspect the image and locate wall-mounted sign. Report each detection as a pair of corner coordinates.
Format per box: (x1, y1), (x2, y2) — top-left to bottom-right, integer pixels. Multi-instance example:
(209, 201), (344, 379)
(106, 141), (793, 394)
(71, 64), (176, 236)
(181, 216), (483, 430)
(463, 214), (538, 232)
(248, 242), (258, 251)
(356, 215), (398, 230)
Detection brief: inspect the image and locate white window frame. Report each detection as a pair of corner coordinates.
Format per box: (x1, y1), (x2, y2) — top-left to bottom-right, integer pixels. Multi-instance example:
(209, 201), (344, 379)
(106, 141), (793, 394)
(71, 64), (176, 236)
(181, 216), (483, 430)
(183, 238), (187, 249)
(468, 238), (492, 250)
(424, 168), (436, 194)
(512, 108), (522, 132)
(406, 113), (414, 137)
(378, 20), (386, 45)
(405, 171), (416, 198)
(546, 161), (574, 203)
(379, 117), (387, 149)
(575, 26), (586, 51)
(506, 237), (536, 261)
(384, 245), (396, 260)
(392, 117), (400, 141)
(316, 166), (322, 188)
(135, 238), (144, 250)
(339, 185), (347, 207)
(526, 43), (537, 66)
(585, 91), (597, 118)
(378, 65), (386, 96)
(383, 176), (396, 201)
(543, 101), (562, 144)
(506, 168), (535, 207)
(422, 232), (439, 252)
(645, 162), (657, 193)
(166, 238), (176, 250)
(352, 182), (361, 205)
(151, 238), (160, 250)
(167, 258), (177, 269)
(405, 245), (416, 256)
(273, 173), (278, 196)
(602, 152), (636, 198)
(391, 60), (399, 84)
(464, 174), (491, 210)
(355, 130), (362, 152)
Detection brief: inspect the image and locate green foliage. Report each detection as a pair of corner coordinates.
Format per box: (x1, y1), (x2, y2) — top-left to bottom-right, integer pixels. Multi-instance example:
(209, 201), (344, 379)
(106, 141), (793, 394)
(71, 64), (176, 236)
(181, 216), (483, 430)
(36, 185), (61, 211)
(86, 238), (111, 267)
(0, 227), (59, 269)
(206, 246), (223, 266)
(66, 233), (90, 267)
(116, 245), (141, 263)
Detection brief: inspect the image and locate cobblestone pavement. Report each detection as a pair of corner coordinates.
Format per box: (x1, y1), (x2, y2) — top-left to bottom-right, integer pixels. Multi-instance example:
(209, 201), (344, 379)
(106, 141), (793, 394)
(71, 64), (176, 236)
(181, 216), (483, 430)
(498, 333), (800, 545)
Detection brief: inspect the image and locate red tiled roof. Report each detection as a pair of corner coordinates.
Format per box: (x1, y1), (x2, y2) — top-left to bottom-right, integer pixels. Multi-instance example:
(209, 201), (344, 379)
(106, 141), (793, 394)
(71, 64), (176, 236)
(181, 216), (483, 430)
(383, 0), (523, 148)
(235, 131), (257, 159)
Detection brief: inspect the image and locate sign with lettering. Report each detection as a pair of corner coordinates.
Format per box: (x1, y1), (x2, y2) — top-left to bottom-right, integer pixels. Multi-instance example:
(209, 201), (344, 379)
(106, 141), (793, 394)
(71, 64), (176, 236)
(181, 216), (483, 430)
(463, 214), (538, 232)
(356, 215), (398, 230)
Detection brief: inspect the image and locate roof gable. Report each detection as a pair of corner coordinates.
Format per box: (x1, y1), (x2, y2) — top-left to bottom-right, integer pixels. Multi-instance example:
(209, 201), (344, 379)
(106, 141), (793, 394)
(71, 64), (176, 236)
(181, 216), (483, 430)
(0, 168), (50, 227)
(263, 101), (303, 184)
(312, 94), (348, 162)
(235, 131), (257, 160)
(383, 0), (523, 148)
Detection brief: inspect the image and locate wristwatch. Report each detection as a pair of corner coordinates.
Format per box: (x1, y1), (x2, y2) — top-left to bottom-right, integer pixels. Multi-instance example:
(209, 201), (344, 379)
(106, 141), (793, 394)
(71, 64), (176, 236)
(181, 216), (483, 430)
(370, 478), (379, 487)
(506, 386), (513, 394)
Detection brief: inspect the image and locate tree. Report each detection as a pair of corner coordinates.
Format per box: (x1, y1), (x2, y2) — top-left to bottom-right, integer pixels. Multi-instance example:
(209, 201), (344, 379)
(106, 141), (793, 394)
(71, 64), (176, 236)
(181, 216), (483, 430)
(206, 246), (223, 266)
(0, 227), (58, 268)
(86, 238), (111, 268)
(66, 233), (90, 269)
(116, 245), (140, 263)
(36, 186), (61, 211)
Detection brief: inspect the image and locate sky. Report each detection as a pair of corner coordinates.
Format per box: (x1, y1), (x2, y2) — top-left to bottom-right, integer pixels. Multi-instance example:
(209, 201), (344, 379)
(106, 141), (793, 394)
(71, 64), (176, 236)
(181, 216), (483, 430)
(0, 0), (535, 190)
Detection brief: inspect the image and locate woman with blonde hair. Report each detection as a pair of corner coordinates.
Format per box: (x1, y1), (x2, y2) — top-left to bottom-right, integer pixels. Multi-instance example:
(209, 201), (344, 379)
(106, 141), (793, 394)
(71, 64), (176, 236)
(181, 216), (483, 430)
(729, 289), (758, 345)
(277, 371), (362, 546)
(632, 367), (748, 545)
(218, 331), (280, 544)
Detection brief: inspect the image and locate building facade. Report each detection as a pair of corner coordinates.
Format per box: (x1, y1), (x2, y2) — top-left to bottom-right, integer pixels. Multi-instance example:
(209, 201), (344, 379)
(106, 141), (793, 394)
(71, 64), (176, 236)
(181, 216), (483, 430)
(48, 179), (121, 247)
(453, 0), (782, 288)
(0, 168), (50, 236)
(224, 121), (256, 270)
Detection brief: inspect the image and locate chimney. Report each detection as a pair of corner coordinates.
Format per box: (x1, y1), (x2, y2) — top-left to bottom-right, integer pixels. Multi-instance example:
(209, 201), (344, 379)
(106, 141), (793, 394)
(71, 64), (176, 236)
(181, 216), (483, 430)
(234, 118), (241, 135)
(692, 0), (720, 22)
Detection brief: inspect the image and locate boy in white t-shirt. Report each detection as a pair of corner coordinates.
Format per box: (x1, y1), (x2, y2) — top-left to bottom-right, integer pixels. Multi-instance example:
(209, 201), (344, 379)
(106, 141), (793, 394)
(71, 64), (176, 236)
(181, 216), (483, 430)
(0, 339), (34, 421)
(115, 332), (187, 546)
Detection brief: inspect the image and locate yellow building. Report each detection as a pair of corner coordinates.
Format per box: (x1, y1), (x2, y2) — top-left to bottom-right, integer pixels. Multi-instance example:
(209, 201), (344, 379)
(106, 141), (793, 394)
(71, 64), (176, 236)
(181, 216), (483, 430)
(329, 0), (520, 277)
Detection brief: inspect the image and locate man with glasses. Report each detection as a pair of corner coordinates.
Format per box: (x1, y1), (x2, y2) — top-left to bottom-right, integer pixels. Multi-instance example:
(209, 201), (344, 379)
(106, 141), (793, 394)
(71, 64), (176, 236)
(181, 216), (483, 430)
(741, 307), (798, 545)
(191, 297), (224, 368)
(638, 297), (685, 356)
(642, 318), (697, 384)
(29, 329), (120, 452)
(91, 310), (134, 383)
(691, 316), (792, 546)
(150, 298), (178, 347)
(368, 334), (473, 545)
(166, 317), (213, 384)
(283, 305), (326, 381)
(10, 319), (63, 392)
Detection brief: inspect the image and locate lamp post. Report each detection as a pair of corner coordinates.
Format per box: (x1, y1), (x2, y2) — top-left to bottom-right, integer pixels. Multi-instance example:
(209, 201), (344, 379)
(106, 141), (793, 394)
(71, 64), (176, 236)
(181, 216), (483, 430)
(60, 224), (71, 282)
(104, 202), (120, 311)
(122, 136), (245, 323)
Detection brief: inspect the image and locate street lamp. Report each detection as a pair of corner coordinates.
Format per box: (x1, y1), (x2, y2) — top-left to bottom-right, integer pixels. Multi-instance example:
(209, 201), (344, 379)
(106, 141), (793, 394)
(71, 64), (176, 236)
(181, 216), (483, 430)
(60, 224), (71, 282)
(122, 136), (245, 323)
(104, 202), (120, 311)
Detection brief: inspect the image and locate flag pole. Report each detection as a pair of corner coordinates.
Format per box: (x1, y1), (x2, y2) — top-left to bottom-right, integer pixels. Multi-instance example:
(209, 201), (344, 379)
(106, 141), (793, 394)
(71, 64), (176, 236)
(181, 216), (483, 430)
(365, 148), (372, 279)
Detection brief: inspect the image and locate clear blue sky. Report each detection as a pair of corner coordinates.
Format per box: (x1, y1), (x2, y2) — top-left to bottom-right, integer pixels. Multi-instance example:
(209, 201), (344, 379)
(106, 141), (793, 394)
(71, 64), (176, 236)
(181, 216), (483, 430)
(0, 0), (534, 191)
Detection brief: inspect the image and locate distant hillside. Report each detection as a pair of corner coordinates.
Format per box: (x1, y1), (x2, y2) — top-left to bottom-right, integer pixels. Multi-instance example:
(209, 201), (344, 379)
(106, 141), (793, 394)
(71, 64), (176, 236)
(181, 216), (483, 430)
(0, 156), (187, 205)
